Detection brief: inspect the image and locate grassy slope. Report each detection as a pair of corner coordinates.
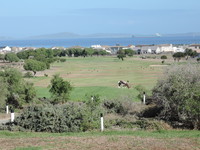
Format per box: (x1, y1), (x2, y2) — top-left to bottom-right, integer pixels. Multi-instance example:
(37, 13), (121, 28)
(29, 56), (165, 101)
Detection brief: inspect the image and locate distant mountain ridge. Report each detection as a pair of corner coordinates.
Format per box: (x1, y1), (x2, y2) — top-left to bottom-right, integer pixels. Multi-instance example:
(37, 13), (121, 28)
(1, 32), (200, 40)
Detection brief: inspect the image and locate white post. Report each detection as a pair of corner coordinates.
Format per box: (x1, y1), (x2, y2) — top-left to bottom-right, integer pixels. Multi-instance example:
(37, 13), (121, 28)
(100, 113), (104, 132)
(6, 105), (9, 114)
(10, 109), (15, 122)
(143, 92), (146, 105)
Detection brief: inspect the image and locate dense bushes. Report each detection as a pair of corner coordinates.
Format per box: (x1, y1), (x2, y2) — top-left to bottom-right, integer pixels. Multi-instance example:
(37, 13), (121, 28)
(0, 68), (36, 109)
(152, 64), (200, 129)
(14, 103), (84, 132)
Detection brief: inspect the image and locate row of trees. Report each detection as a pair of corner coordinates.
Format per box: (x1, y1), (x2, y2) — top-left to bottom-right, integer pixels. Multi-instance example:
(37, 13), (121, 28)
(117, 49), (136, 61)
(173, 48), (198, 62)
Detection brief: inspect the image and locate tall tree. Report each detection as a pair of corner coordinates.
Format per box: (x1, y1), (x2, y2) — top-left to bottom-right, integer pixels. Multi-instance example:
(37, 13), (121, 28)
(172, 52), (185, 62)
(49, 74), (73, 104)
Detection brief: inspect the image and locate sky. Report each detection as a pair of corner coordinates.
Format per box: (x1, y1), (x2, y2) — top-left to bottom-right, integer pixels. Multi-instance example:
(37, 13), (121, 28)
(0, 0), (200, 37)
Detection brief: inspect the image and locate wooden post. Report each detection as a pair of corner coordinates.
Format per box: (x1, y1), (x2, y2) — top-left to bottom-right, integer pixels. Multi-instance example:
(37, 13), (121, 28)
(143, 92), (146, 105)
(6, 105), (9, 114)
(10, 109), (15, 122)
(100, 113), (104, 132)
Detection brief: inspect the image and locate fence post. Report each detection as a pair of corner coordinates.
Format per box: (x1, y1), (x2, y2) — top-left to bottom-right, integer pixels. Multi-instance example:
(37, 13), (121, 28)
(6, 105), (9, 114)
(100, 113), (104, 132)
(143, 92), (146, 105)
(10, 109), (15, 122)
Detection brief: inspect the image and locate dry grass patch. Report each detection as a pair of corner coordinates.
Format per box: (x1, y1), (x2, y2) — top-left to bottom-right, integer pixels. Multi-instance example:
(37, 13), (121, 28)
(0, 136), (199, 150)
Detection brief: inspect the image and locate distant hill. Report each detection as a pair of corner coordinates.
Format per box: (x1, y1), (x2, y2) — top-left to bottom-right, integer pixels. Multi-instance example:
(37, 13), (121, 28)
(162, 32), (200, 37)
(0, 36), (14, 40)
(26, 32), (132, 39)
(27, 32), (81, 39)
(1, 32), (200, 40)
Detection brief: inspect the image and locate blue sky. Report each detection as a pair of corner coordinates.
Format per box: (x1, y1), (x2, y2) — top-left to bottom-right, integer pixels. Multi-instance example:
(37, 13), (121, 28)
(0, 0), (200, 37)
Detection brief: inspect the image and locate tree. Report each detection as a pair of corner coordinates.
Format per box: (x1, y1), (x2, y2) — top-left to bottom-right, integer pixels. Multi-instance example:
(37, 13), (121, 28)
(81, 49), (88, 57)
(0, 68), (36, 108)
(5, 53), (19, 62)
(0, 54), (5, 62)
(23, 59), (47, 75)
(152, 64), (200, 129)
(185, 48), (198, 60)
(49, 74), (73, 104)
(172, 52), (185, 62)
(161, 55), (167, 64)
(124, 49), (135, 56)
(85, 48), (95, 56)
(117, 50), (126, 61)
(161, 55), (167, 60)
(197, 57), (200, 62)
(0, 78), (8, 109)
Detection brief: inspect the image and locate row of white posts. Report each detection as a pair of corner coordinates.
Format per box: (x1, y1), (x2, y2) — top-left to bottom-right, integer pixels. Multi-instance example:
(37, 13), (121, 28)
(5, 93), (146, 130)
(6, 105), (15, 122)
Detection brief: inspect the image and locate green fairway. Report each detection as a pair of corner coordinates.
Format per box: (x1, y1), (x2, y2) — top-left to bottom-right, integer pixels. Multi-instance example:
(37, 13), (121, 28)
(30, 56), (165, 101)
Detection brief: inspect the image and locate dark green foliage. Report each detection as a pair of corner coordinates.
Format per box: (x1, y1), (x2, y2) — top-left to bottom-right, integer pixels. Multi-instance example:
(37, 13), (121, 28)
(172, 52), (185, 62)
(59, 58), (66, 62)
(49, 74), (73, 104)
(0, 78), (8, 110)
(24, 72), (34, 78)
(152, 64), (200, 129)
(0, 68), (36, 108)
(103, 100), (125, 114)
(14, 103), (85, 132)
(0, 54), (5, 61)
(23, 59), (47, 75)
(5, 53), (20, 62)
(185, 48), (198, 59)
(135, 85), (147, 101)
(124, 49), (135, 56)
(117, 54), (126, 61)
(197, 57), (200, 62)
(161, 55), (167, 59)
(81, 95), (104, 131)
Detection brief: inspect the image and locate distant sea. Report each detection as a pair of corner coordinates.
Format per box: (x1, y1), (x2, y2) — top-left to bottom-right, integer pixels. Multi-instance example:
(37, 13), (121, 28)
(0, 36), (200, 48)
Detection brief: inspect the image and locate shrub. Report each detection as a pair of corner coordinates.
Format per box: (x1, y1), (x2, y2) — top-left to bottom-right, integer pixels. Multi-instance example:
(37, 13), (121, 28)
(49, 74), (73, 104)
(152, 64), (200, 129)
(161, 55), (167, 59)
(24, 72), (33, 78)
(135, 84), (147, 102)
(103, 98), (146, 116)
(0, 68), (36, 108)
(13, 103), (85, 132)
(81, 95), (105, 131)
(59, 58), (66, 62)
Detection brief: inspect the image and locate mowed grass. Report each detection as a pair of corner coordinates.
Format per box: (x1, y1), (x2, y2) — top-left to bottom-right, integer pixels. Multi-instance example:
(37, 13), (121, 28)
(29, 56), (165, 101)
(0, 130), (199, 150)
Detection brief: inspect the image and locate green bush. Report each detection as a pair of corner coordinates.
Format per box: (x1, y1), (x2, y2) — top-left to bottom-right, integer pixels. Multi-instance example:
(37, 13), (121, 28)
(152, 64), (200, 129)
(81, 95), (105, 131)
(59, 58), (66, 62)
(14, 103), (85, 132)
(161, 55), (167, 59)
(24, 72), (33, 78)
